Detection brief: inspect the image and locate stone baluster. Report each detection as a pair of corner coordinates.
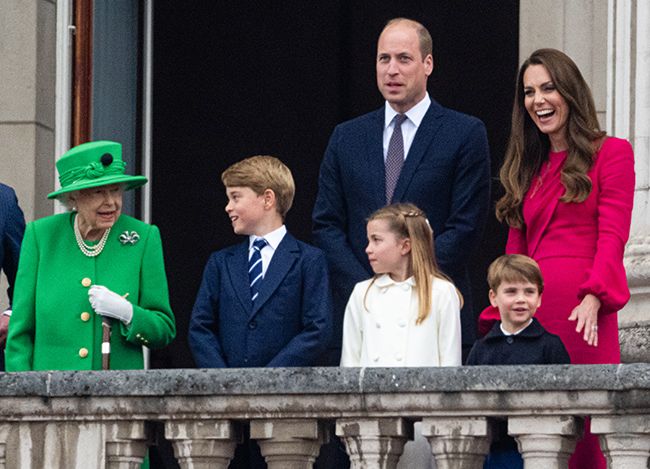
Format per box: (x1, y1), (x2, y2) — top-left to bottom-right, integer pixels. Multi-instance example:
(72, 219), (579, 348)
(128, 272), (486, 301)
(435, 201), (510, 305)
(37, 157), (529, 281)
(420, 417), (490, 469)
(251, 418), (327, 469)
(165, 419), (240, 469)
(104, 421), (149, 469)
(0, 423), (8, 469)
(508, 416), (581, 469)
(591, 415), (650, 468)
(336, 417), (410, 469)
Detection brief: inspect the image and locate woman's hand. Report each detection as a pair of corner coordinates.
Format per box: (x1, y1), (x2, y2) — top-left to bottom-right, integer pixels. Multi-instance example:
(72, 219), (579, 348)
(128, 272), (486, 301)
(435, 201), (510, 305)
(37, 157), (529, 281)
(568, 294), (601, 346)
(89, 285), (133, 325)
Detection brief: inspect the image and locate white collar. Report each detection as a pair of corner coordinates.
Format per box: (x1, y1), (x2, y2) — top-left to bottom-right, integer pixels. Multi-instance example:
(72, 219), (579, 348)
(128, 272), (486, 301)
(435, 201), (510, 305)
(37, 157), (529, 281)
(500, 318), (533, 336)
(374, 273), (416, 288)
(249, 225), (287, 251)
(384, 93), (431, 130)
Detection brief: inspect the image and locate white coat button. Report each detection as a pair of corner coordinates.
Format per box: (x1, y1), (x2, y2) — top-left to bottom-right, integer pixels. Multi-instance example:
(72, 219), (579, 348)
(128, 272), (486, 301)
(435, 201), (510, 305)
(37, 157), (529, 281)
(398, 320), (407, 328)
(395, 354), (403, 362)
(401, 284), (409, 291)
(373, 356), (380, 362)
(381, 288), (388, 294)
(376, 322), (381, 328)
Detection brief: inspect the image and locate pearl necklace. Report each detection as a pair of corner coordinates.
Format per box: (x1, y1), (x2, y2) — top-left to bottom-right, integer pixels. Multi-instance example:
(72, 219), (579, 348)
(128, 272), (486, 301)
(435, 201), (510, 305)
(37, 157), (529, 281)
(74, 215), (111, 257)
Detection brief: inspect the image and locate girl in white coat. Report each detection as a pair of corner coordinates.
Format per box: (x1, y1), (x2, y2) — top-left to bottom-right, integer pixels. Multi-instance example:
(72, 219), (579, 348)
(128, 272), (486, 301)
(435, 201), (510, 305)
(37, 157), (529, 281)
(340, 203), (462, 469)
(340, 203), (462, 367)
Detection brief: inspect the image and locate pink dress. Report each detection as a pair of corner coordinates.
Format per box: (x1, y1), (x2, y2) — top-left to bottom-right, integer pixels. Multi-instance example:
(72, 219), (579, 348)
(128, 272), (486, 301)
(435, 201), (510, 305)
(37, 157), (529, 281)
(480, 137), (635, 467)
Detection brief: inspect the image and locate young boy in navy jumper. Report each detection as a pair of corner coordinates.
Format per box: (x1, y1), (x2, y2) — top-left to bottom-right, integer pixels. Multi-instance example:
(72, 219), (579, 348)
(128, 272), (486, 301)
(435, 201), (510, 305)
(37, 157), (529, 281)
(467, 254), (570, 469)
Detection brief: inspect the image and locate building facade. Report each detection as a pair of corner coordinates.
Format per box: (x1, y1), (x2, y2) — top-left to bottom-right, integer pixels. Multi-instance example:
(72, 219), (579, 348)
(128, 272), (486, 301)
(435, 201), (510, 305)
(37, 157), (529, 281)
(1, 1), (648, 362)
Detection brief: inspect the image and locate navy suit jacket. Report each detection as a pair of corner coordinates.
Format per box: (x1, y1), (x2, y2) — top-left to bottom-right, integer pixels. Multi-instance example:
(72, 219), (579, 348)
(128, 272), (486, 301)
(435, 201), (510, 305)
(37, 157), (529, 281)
(188, 232), (333, 368)
(313, 100), (490, 351)
(0, 183), (25, 306)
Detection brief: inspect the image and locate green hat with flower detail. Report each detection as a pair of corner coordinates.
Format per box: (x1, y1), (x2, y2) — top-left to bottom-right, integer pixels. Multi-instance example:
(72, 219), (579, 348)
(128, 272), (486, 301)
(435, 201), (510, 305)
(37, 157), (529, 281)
(47, 140), (148, 199)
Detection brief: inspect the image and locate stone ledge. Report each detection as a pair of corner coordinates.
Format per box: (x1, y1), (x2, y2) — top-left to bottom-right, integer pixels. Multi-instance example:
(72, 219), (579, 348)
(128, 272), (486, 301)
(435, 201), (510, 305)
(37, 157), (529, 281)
(0, 364), (648, 398)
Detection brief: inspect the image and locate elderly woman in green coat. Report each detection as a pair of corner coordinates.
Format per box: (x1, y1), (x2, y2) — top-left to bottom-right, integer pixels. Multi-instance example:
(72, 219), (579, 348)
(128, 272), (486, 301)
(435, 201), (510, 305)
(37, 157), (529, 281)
(5, 141), (176, 371)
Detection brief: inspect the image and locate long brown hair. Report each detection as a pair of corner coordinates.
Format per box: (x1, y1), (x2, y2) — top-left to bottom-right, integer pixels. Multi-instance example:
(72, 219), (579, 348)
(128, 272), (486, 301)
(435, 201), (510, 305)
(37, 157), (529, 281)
(496, 48), (606, 228)
(364, 203), (462, 324)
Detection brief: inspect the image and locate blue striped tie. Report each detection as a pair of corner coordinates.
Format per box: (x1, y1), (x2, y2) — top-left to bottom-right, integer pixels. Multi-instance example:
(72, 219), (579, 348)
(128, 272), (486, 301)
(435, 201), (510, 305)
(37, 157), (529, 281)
(249, 238), (267, 302)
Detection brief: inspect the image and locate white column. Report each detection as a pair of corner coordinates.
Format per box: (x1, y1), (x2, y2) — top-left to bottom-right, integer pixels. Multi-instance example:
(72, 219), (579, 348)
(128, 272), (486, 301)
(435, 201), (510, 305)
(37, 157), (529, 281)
(336, 418), (409, 469)
(165, 419), (240, 469)
(0, 424), (8, 469)
(105, 421), (149, 469)
(608, 0), (650, 362)
(420, 417), (490, 469)
(509, 416), (581, 469)
(592, 415), (650, 468)
(251, 419), (327, 469)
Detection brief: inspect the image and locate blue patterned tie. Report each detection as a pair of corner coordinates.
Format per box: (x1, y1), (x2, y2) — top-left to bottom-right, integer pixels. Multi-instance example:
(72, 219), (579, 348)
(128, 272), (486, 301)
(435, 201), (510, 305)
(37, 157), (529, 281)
(249, 238), (267, 302)
(385, 113), (407, 203)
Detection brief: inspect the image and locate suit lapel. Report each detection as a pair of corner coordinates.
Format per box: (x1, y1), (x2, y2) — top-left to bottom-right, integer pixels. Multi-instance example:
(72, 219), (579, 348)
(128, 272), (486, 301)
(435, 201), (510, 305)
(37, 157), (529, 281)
(225, 241), (253, 314)
(367, 109), (390, 208)
(250, 233), (299, 318)
(392, 101), (444, 203)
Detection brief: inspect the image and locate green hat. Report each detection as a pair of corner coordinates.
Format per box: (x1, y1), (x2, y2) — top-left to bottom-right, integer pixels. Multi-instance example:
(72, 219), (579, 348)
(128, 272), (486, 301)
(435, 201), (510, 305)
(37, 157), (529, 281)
(48, 140), (148, 199)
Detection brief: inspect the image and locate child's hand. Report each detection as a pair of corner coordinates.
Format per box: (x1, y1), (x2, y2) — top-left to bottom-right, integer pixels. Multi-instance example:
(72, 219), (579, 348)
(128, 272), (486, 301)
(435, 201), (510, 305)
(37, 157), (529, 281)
(568, 294), (601, 347)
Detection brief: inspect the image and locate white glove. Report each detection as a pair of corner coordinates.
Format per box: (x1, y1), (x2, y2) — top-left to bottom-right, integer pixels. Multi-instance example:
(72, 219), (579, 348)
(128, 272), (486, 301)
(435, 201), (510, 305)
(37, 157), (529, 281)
(88, 285), (133, 325)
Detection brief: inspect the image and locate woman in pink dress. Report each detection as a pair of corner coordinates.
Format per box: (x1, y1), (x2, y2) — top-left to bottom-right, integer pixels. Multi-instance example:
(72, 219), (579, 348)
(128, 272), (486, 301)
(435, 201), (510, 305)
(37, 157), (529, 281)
(480, 48), (635, 468)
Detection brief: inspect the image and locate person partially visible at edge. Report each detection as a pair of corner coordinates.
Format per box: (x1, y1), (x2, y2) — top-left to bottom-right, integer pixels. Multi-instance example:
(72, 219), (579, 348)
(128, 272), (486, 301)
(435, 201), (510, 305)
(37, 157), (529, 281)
(468, 254), (570, 469)
(0, 183), (26, 370)
(479, 48), (635, 469)
(5, 140), (176, 372)
(313, 17), (490, 365)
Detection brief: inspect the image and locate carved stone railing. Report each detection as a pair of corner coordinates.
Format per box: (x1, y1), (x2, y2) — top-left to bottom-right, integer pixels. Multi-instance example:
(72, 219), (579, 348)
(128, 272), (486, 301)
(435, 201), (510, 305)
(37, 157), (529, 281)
(1, 365), (650, 468)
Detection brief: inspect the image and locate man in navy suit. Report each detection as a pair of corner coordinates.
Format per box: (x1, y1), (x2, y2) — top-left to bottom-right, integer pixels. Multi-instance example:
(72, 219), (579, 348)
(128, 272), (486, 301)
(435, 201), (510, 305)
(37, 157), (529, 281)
(313, 18), (491, 364)
(0, 183), (26, 370)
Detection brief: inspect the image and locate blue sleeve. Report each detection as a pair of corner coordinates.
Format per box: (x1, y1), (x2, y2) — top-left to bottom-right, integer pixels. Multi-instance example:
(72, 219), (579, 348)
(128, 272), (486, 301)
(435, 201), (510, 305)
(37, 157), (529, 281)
(434, 120), (491, 271)
(188, 254), (228, 368)
(546, 335), (571, 365)
(312, 127), (372, 288)
(2, 187), (26, 304)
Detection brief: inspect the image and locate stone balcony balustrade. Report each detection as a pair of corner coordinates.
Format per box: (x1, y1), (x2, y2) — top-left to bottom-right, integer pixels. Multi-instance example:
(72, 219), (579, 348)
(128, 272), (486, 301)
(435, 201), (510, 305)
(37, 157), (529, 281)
(0, 364), (649, 468)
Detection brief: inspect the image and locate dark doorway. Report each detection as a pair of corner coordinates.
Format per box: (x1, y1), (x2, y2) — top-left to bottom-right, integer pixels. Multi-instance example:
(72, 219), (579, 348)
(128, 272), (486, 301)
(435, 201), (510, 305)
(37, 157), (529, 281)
(152, 1), (519, 369)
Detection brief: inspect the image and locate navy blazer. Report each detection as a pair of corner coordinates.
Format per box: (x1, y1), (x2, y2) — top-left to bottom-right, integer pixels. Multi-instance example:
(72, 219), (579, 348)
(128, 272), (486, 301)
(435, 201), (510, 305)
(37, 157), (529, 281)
(0, 183), (25, 306)
(188, 232), (333, 368)
(313, 100), (490, 350)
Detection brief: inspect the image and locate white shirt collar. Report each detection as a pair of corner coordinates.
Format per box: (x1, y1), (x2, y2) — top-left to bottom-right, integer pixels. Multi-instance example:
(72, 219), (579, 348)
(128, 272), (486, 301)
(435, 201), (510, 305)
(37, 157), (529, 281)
(500, 318), (533, 336)
(383, 93), (431, 130)
(249, 225), (287, 251)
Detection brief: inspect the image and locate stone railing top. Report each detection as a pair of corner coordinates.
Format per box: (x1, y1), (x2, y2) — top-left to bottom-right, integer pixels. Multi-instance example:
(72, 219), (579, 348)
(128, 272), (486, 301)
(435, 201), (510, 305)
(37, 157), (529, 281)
(0, 364), (648, 397)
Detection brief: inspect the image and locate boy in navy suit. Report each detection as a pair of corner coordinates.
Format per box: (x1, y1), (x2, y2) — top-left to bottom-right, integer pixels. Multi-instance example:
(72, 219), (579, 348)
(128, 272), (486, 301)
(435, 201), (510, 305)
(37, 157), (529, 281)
(189, 156), (333, 467)
(189, 155), (333, 369)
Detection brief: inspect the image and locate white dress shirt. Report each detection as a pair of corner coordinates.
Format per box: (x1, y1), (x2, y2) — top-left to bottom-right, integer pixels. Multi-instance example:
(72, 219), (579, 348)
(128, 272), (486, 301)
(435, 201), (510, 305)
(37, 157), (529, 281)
(382, 93), (432, 161)
(248, 225), (287, 277)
